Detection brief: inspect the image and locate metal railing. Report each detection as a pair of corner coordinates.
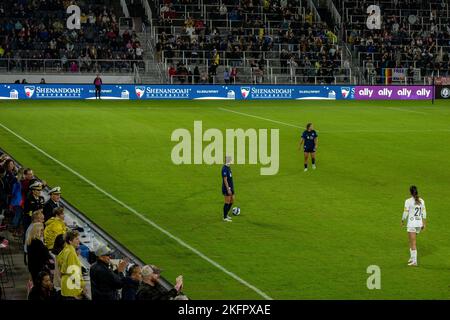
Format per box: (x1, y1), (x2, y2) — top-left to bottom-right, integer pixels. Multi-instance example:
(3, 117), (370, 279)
(141, 0), (155, 39)
(120, 0), (130, 18)
(273, 74), (351, 84)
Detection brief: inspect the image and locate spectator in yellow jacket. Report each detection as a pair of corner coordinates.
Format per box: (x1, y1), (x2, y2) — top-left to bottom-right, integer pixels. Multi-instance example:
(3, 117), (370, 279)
(44, 207), (67, 250)
(57, 230), (86, 299)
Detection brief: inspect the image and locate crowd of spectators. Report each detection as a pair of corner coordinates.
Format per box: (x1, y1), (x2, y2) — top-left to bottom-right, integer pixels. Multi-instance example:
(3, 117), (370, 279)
(0, 0), (144, 73)
(156, 0), (343, 84)
(342, 0), (450, 80)
(0, 151), (186, 301)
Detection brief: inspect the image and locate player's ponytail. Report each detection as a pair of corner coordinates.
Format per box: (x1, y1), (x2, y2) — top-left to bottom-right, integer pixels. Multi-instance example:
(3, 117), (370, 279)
(410, 185), (421, 205)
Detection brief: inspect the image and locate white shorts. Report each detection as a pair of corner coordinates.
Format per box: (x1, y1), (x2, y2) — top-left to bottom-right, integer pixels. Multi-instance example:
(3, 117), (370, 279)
(407, 227), (422, 234)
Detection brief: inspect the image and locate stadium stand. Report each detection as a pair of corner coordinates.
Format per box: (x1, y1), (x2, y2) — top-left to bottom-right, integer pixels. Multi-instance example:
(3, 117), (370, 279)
(0, 149), (185, 300)
(0, 0), (145, 75)
(0, 0), (449, 84)
(339, 0), (450, 83)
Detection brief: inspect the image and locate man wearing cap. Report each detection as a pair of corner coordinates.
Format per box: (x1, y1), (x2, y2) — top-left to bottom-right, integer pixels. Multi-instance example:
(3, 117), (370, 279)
(89, 245), (128, 300)
(136, 265), (183, 300)
(121, 264), (142, 300)
(43, 186), (62, 222)
(23, 181), (45, 234)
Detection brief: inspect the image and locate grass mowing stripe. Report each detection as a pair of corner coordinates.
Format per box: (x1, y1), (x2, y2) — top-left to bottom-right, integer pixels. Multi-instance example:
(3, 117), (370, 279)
(386, 107), (428, 115)
(0, 122), (273, 301)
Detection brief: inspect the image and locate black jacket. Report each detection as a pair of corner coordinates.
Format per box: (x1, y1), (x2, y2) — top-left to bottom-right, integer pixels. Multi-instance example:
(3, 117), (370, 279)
(121, 277), (140, 300)
(27, 239), (52, 281)
(89, 260), (125, 300)
(43, 199), (60, 222)
(136, 281), (178, 300)
(28, 287), (60, 301)
(24, 193), (45, 216)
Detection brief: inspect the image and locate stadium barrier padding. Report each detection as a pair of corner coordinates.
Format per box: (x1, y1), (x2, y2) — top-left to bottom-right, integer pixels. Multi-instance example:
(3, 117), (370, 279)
(0, 84), (436, 100)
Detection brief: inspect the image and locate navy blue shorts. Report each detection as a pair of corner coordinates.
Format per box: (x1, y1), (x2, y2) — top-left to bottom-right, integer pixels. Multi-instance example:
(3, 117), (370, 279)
(304, 147), (315, 153)
(222, 188), (235, 196)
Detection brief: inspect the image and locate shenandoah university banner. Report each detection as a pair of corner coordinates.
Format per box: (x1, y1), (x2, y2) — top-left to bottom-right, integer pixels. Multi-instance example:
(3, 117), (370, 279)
(0, 84), (440, 100)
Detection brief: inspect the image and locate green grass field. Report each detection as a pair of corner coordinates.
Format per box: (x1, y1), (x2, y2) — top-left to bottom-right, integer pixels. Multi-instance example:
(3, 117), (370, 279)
(1, 99), (450, 300)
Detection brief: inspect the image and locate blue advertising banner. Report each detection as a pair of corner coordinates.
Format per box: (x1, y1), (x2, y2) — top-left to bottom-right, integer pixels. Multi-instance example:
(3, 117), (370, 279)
(0, 84), (356, 100)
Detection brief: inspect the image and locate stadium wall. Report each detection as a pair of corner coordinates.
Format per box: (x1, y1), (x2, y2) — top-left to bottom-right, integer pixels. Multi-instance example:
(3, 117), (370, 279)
(0, 84), (436, 100)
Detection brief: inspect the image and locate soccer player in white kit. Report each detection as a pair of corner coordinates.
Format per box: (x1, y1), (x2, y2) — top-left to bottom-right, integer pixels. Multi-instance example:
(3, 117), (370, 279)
(401, 186), (427, 266)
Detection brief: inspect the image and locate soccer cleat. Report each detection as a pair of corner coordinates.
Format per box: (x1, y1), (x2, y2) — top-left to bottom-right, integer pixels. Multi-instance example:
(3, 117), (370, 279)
(223, 217), (232, 222)
(407, 261), (418, 266)
(312, 164), (316, 170)
(304, 168), (308, 172)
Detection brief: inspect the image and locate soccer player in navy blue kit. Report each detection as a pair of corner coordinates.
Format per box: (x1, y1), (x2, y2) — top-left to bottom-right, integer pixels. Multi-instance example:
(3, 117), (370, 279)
(221, 156), (234, 222)
(299, 123), (318, 172)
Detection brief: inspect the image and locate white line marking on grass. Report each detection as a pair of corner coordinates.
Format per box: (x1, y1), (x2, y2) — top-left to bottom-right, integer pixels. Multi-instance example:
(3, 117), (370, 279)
(218, 107), (450, 133)
(386, 107), (428, 115)
(0, 122), (273, 300)
(218, 107), (303, 128)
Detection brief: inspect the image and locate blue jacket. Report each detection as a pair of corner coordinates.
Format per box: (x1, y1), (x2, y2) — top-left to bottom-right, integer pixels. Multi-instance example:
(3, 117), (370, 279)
(10, 178), (22, 207)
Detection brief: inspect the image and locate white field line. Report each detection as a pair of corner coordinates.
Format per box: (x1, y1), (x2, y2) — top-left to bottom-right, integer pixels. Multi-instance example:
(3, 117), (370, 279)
(0, 122), (272, 300)
(218, 107), (303, 128)
(218, 107), (450, 133)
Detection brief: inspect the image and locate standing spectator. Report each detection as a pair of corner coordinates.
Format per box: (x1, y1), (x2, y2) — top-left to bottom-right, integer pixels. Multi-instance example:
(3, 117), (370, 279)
(168, 65), (177, 82)
(20, 168), (34, 201)
(10, 169), (23, 232)
(28, 271), (60, 301)
(407, 65), (414, 84)
(0, 167), (7, 220)
(26, 222), (53, 284)
(94, 74), (103, 100)
(136, 265), (183, 300)
(24, 210), (45, 254)
(70, 61), (78, 73)
(23, 181), (45, 237)
(223, 68), (230, 84)
(90, 245), (127, 300)
(57, 230), (85, 300)
(122, 264), (142, 300)
(43, 186), (62, 222)
(50, 234), (65, 291)
(230, 67), (237, 84)
(194, 66), (200, 84)
(44, 207), (67, 250)
(40, 78), (46, 84)
(3, 158), (16, 195)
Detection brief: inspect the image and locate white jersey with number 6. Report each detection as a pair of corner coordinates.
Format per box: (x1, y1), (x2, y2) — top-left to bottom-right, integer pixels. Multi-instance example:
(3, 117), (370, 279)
(403, 197), (427, 228)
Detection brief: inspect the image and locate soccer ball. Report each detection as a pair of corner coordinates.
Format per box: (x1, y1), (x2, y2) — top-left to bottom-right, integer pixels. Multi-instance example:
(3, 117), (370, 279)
(232, 207), (240, 216)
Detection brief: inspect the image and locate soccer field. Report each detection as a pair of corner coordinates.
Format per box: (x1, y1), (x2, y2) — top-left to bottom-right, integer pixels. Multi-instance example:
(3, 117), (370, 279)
(1, 99), (450, 299)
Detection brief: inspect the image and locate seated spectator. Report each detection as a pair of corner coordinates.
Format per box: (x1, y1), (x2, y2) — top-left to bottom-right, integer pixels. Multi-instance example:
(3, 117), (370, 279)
(136, 265), (183, 300)
(28, 271), (60, 301)
(90, 245), (128, 300)
(122, 264), (142, 300)
(57, 230), (86, 300)
(43, 186), (62, 222)
(26, 222), (53, 284)
(44, 207), (67, 250)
